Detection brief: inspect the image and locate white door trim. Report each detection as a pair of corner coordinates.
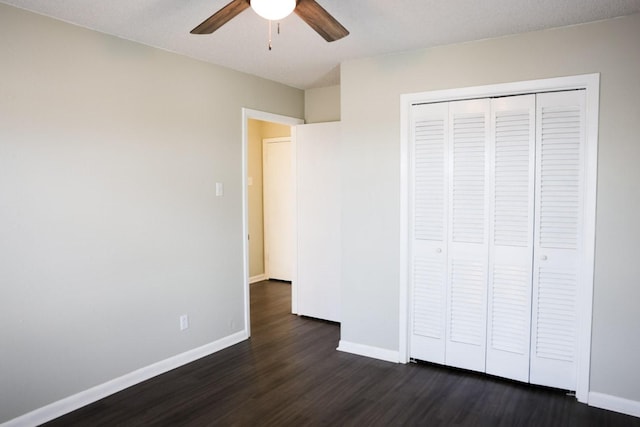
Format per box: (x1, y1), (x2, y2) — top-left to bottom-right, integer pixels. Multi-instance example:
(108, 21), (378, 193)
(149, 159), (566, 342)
(399, 73), (599, 403)
(241, 109), (303, 338)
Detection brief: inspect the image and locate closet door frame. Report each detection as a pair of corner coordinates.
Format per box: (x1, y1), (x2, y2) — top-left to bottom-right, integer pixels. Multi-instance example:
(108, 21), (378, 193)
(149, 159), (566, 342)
(399, 73), (599, 404)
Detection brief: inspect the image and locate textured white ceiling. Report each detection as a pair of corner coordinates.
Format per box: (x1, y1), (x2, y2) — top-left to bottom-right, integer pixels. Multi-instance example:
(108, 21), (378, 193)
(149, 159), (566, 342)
(2, 0), (640, 89)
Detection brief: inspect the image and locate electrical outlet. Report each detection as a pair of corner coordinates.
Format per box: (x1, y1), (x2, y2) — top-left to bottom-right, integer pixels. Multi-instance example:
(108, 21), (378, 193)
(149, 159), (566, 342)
(179, 314), (189, 331)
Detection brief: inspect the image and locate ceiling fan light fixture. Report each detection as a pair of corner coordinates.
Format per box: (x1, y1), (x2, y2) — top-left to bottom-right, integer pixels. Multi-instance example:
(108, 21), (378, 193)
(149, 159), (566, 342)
(251, 0), (296, 21)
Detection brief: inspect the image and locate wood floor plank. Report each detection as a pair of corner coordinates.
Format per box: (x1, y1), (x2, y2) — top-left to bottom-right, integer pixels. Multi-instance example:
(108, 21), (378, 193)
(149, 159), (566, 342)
(43, 280), (640, 426)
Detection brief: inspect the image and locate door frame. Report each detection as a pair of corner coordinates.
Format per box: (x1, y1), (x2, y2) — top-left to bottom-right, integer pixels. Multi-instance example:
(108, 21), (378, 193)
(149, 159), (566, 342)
(399, 74), (600, 403)
(241, 108), (303, 338)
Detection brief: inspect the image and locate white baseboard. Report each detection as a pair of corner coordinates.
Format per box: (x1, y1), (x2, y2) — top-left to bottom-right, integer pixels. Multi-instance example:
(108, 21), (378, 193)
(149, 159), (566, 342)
(250, 274), (267, 284)
(3, 330), (249, 427)
(589, 392), (640, 418)
(337, 340), (400, 363)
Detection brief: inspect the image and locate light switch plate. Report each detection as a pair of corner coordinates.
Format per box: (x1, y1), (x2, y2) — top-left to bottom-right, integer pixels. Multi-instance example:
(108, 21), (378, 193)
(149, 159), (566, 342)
(179, 314), (189, 331)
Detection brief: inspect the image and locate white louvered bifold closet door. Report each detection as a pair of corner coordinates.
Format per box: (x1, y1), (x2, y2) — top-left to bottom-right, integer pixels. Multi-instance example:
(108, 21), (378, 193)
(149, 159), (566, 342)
(408, 90), (586, 393)
(445, 99), (490, 372)
(409, 102), (449, 364)
(530, 90), (586, 390)
(486, 95), (535, 382)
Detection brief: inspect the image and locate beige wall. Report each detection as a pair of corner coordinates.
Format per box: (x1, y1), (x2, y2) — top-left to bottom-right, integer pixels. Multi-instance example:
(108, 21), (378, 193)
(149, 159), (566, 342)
(247, 120), (291, 278)
(340, 14), (640, 403)
(305, 85), (341, 123)
(0, 4), (303, 423)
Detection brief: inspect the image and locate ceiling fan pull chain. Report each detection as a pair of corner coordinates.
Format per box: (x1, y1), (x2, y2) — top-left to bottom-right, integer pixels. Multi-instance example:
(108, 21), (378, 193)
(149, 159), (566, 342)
(277, 22), (280, 35)
(268, 20), (272, 50)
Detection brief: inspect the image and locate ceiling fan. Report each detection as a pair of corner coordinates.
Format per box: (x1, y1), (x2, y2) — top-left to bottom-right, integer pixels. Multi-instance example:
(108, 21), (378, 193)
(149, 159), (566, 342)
(190, 0), (349, 42)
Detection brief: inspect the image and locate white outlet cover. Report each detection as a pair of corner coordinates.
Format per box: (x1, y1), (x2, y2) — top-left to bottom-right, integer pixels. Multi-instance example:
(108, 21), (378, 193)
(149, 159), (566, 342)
(179, 314), (189, 330)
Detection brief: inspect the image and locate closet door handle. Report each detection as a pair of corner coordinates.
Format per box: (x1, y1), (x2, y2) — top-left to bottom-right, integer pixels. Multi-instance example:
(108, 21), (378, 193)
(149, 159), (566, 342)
(436, 248), (442, 253)
(541, 255), (548, 261)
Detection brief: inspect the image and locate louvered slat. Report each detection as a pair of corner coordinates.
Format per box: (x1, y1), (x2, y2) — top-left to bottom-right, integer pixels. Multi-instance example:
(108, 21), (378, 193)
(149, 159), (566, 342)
(413, 258), (444, 338)
(539, 106), (581, 249)
(490, 265), (530, 354)
(414, 119), (445, 241)
(452, 113), (486, 244)
(534, 268), (576, 361)
(449, 260), (485, 346)
(494, 110), (531, 247)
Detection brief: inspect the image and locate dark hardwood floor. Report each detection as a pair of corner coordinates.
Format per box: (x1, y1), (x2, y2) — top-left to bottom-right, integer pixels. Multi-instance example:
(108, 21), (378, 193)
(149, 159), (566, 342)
(44, 280), (639, 426)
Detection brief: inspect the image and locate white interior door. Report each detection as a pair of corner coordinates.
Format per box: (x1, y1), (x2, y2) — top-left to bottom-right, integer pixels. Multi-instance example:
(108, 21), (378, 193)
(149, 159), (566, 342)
(404, 77), (598, 400)
(295, 122), (341, 322)
(530, 90), (586, 390)
(409, 102), (449, 364)
(263, 137), (294, 281)
(445, 99), (491, 372)
(407, 89), (588, 392)
(486, 95), (535, 382)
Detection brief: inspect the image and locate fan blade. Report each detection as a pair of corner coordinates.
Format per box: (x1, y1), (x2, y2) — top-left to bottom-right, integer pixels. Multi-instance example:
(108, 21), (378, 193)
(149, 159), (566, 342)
(294, 0), (349, 42)
(191, 0), (250, 34)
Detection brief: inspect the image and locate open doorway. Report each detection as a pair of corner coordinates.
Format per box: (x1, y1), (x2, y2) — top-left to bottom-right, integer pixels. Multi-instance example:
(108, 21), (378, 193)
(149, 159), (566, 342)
(247, 128), (293, 284)
(241, 109), (304, 338)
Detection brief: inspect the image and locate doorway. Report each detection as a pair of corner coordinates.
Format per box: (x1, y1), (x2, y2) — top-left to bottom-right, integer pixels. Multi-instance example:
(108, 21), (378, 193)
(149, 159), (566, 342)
(242, 109), (304, 338)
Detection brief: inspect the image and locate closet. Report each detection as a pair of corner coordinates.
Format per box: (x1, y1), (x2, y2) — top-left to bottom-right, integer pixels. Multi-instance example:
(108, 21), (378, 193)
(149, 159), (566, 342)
(408, 90), (586, 391)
